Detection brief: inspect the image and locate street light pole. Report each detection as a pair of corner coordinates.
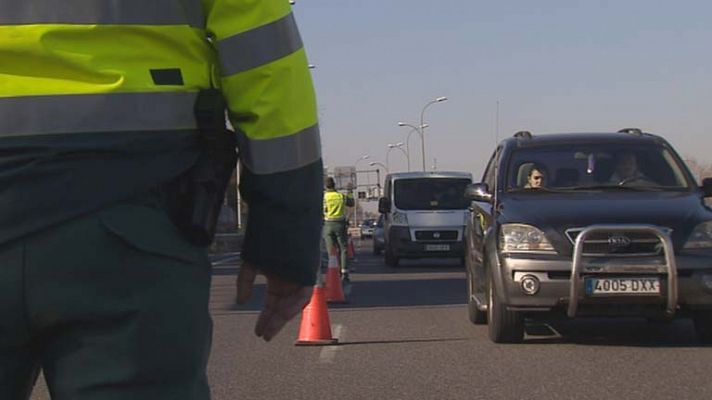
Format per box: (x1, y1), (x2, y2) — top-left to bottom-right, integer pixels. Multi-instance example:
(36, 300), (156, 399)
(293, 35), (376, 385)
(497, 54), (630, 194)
(404, 130), (414, 172)
(419, 96), (448, 171)
(386, 142), (407, 172)
(369, 162), (388, 197)
(369, 161), (388, 173)
(353, 154), (369, 226)
(396, 123), (429, 172)
(396, 123), (416, 172)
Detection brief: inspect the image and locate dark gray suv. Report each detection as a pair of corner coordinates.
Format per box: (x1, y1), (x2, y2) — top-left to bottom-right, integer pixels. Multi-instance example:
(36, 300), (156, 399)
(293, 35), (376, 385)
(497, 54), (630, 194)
(465, 129), (712, 343)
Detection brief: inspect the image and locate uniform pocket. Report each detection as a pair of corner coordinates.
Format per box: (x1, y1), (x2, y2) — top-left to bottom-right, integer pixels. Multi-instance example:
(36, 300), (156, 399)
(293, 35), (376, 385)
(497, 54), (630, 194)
(98, 203), (208, 266)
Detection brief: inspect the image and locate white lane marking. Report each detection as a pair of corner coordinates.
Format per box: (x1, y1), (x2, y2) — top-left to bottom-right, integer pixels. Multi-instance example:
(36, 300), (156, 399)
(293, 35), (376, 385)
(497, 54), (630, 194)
(319, 324), (344, 363)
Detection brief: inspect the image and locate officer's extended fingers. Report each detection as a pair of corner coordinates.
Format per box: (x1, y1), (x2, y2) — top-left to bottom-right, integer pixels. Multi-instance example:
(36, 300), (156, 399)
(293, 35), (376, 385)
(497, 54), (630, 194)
(236, 263), (258, 304)
(256, 286), (312, 341)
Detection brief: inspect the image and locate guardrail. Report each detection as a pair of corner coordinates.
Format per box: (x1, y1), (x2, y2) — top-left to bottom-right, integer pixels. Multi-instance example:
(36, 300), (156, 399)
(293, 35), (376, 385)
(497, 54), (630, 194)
(567, 224), (677, 318)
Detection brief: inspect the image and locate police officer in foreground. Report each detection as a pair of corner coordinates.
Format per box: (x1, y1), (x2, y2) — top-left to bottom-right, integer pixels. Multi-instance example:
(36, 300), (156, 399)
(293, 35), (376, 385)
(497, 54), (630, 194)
(323, 177), (355, 281)
(0, 1), (321, 399)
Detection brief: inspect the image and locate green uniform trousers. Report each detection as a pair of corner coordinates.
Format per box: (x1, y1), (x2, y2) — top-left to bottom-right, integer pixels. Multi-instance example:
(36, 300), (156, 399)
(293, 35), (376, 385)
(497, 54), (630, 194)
(323, 220), (348, 274)
(0, 201), (213, 400)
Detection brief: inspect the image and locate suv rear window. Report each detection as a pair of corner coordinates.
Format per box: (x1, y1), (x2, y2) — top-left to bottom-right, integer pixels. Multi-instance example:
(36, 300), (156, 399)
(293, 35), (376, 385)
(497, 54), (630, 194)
(394, 178), (471, 210)
(506, 144), (691, 191)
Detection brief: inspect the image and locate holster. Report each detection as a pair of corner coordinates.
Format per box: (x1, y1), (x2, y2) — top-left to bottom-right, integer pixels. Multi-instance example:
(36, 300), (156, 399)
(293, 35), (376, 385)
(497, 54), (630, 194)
(171, 89), (238, 246)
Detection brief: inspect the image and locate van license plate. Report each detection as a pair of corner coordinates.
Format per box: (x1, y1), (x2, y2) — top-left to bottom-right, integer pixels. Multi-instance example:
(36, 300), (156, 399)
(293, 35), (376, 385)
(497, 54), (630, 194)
(425, 244), (450, 251)
(585, 277), (660, 295)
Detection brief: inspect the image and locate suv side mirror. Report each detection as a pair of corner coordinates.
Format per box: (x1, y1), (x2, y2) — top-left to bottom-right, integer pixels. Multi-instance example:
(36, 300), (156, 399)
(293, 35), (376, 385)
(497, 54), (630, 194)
(702, 178), (712, 198)
(464, 183), (493, 203)
(378, 197), (391, 213)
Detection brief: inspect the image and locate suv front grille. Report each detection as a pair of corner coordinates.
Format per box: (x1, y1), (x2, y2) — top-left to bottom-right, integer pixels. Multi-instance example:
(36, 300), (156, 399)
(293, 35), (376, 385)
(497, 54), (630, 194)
(414, 230), (458, 241)
(565, 228), (669, 257)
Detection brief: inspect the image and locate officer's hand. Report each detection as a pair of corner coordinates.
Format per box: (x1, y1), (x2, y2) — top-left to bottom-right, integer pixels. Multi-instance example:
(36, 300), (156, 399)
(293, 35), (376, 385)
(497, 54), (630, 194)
(236, 262), (312, 342)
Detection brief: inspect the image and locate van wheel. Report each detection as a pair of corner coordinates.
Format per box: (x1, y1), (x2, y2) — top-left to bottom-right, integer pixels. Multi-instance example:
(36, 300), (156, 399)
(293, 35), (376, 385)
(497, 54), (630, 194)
(693, 311), (712, 343)
(487, 272), (524, 343)
(384, 247), (399, 268)
(466, 266), (487, 324)
(373, 245), (382, 256)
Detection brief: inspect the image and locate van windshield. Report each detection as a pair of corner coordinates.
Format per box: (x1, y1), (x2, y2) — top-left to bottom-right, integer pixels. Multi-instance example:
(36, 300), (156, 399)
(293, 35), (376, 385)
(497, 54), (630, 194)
(394, 178), (470, 210)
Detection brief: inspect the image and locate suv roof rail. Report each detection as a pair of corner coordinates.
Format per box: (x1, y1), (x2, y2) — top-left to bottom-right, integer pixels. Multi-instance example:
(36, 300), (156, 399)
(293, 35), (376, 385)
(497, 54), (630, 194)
(513, 130), (533, 139)
(618, 128), (644, 136)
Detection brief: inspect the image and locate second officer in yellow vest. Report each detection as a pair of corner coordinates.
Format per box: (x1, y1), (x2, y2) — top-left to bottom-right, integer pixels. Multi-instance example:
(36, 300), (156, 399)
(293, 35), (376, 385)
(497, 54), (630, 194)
(323, 177), (355, 281)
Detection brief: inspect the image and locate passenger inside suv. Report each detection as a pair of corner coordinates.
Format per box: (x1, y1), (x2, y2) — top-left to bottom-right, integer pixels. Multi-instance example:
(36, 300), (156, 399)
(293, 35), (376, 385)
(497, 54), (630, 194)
(524, 165), (547, 189)
(516, 163), (548, 189)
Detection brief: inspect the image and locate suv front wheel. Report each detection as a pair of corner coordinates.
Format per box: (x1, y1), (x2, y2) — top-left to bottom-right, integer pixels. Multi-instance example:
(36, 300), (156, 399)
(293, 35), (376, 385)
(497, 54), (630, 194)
(487, 271), (524, 343)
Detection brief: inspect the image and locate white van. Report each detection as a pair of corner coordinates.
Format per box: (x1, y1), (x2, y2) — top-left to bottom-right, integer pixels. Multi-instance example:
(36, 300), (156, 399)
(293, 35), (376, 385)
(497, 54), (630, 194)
(378, 171), (473, 267)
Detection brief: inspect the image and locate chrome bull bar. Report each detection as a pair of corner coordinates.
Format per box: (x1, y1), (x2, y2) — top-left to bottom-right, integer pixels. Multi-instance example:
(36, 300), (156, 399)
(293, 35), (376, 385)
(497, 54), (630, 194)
(567, 224), (678, 318)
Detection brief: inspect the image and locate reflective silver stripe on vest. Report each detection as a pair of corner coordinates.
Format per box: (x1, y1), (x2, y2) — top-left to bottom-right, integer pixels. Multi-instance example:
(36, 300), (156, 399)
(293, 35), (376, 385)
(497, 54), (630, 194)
(238, 124), (321, 175)
(218, 13), (303, 76)
(0, 92), (199, 137)
(0, 0), (205, 28)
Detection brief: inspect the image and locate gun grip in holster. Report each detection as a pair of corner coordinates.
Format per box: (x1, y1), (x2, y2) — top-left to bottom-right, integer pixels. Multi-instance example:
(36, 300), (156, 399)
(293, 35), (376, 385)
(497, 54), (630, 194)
(174, 89), (238, 246)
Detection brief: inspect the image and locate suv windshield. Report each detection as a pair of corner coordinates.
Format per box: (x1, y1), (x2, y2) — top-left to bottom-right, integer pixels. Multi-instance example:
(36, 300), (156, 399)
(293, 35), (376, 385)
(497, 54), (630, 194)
(394, 178), (470, 210)
(506, 143), (692, 191)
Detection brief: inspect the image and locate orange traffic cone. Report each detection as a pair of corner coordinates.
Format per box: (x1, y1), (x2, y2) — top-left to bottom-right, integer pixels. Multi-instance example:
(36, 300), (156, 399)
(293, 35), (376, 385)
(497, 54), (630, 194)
(295, 285), (338, 346)
(325, 247), (347, 303)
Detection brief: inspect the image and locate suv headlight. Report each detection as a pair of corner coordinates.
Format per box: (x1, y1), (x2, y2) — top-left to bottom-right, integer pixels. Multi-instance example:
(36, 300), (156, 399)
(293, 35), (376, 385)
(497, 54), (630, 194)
(684, 221), (712, 249)
(392, 211), (409, 226)
(500, 224), (555, 253)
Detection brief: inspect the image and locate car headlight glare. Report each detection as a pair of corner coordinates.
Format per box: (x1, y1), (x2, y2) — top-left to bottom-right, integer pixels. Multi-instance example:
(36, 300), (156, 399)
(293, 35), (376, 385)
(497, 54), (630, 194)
(392, 211), (409, 226)
(684, 221), (712, 249)
(500, 224), (555, 253)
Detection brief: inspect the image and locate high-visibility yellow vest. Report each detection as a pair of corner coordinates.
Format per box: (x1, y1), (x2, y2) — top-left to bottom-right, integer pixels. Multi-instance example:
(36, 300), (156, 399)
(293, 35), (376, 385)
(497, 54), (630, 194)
(0, 0), (320, 175)
(323, 190), (353, 221)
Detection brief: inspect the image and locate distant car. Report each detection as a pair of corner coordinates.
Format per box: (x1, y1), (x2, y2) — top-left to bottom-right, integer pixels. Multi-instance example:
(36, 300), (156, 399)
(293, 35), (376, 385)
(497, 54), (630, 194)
(360, 218), (376, 237)
(373, 214), (385, 255)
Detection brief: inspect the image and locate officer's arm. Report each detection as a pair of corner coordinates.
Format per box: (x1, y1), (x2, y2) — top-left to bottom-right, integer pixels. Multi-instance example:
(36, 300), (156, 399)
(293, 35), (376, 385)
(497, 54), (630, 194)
(345, 191), (355, 207)
(205, 0), (322, 287)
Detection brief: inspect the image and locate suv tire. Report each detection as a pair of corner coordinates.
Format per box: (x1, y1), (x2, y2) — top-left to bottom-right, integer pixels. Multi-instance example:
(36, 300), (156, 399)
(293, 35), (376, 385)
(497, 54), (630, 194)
(487, 271), (524, 343)
(384, 247), (399, 268)
(693, 311), (712, 343)
(466, 257), (487, 324)
(373, 245), (382, 256)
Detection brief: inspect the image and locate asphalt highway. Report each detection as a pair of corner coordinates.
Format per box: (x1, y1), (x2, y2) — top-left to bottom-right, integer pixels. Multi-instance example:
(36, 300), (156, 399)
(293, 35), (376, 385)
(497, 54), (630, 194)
(30, 239), (712, 399)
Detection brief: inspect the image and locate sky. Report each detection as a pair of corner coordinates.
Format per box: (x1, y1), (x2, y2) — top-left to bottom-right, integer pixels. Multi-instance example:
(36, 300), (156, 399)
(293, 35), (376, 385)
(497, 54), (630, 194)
(293, 0), (712, 182)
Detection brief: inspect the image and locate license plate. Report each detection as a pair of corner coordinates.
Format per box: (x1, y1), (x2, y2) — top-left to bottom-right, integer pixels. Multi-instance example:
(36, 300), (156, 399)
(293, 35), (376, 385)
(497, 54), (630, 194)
(425, 244), (450, 251)
(585, 277), (660, 295)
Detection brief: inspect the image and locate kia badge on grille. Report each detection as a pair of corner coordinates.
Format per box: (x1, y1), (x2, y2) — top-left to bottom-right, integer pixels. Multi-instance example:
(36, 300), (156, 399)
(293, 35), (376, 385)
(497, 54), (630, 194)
(608, 235), (631, 247)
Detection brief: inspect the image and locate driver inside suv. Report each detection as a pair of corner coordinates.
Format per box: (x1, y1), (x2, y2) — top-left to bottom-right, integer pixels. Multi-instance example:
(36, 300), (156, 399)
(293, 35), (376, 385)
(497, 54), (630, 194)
(609, 152), (655, 186)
